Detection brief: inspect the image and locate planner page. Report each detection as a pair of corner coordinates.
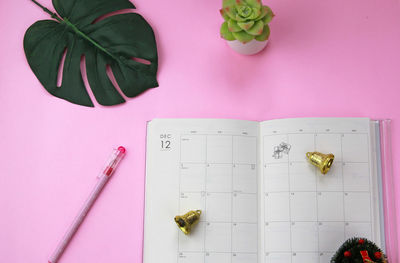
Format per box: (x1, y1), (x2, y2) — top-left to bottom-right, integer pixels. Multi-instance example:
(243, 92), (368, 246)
(259, 118), (382, 263)
(144, 119), (260, 263)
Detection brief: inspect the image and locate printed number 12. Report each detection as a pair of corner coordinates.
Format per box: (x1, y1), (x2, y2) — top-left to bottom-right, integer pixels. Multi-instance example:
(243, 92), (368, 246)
(161, 140), (171, 149)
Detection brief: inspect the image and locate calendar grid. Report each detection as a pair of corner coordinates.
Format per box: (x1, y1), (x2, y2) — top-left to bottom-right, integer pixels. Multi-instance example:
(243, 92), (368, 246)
(178, 134), (182, 263)
(286, 134), (293, 263)
(263, 131), (374, 263)
(203, 136), (207, 263)
(314, 133), (320, 257)
(265, 161), (368, 165)
(231, 135), (234, 263)
(341, 134), (346, 242)
(144, 119), (381, 263)
(178, 133), (258, 263)
(176, 129), (374, 263)
(367, 132), (374, 238)
(265, 132), (368, 136)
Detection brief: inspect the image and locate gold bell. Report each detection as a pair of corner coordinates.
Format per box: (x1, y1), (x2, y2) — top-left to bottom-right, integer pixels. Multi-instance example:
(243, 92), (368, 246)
(174, 210), (201, 235)
(306, 152), (335, 174)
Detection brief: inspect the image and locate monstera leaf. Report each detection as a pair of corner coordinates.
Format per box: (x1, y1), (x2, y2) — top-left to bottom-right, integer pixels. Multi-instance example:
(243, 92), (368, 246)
(24, 0), (158, 107)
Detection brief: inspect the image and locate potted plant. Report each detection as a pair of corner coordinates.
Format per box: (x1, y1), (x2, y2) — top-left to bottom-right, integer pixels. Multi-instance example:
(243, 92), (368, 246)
(220, 0), (274, 55)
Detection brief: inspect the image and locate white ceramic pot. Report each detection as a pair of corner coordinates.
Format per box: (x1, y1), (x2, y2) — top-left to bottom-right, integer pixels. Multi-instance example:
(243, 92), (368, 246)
(227, 39), (268, 55)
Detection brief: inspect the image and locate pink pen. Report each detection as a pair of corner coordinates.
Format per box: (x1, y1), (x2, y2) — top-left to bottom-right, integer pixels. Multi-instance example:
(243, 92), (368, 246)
(48, 146), (126, 263)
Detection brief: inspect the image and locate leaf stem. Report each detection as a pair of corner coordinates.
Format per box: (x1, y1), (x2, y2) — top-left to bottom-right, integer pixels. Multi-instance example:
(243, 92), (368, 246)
(63, 18), (118, 61)
(29, 0), (134, 70)
(30, 0), (62, 22)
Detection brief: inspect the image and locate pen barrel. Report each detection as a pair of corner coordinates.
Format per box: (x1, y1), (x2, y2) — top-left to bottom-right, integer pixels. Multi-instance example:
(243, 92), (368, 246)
(49, 175), (109, 263)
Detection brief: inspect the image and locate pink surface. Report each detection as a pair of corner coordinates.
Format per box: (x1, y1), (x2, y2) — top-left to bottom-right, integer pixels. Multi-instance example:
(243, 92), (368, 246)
(0, 0), (399, 262)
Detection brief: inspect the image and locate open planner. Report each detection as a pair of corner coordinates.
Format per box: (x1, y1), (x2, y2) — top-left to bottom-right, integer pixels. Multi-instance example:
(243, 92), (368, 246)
(144, 118), (389, 263)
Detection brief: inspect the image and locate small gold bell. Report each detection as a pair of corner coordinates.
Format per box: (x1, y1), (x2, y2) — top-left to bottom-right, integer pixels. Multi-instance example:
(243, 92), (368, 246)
(306, 152), (335, 174)
(174, 210), (201, 235)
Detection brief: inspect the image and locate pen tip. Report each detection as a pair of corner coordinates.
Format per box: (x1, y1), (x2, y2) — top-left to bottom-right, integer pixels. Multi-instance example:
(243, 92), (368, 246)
(118, 146), (126, 154)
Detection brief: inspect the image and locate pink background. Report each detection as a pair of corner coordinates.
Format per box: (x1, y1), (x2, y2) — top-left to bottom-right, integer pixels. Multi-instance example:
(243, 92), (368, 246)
(0, 0), (399, 262)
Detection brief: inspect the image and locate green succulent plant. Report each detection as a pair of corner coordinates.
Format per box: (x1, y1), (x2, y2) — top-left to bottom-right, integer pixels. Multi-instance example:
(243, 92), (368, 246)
(220, 0), (274, 44)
